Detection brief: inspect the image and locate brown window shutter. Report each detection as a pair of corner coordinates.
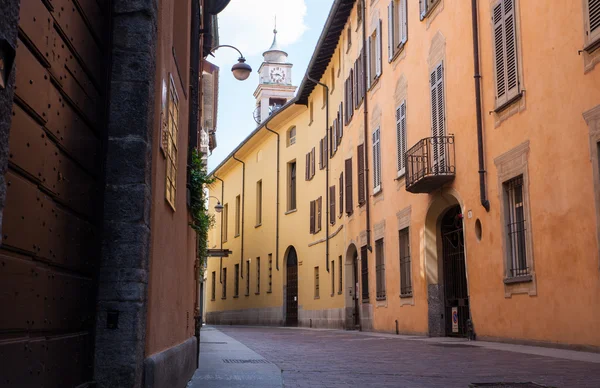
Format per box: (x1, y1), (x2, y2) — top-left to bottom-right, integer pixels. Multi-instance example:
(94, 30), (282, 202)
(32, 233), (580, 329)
(357, 144), (365, 205)
(329, 186), (335, 225)
(323, 135), (328, 168)
(503, 0), (519, 101)
(305, 152), (310, 180)
(338, 102), (344, 139)
(311, 147), (316, 178)
(317, 197), (322, 232)
(345, 158), (353, 215)
(339, 173), (344, 216)
(319, 139), (323, 170)
(349, 69), (354, 118)
(310, 201), (315, 234)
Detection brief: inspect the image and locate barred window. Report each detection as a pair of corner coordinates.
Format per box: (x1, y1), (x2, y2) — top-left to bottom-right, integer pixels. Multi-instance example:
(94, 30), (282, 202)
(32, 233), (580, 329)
(268, 254), (273, 293)
(234, 264), (240, 297)
(361, 245), (369, 302)
(314, 266), (320, 298)
(222, 268), (227, 299)
(399, 228), (412, 296)
(375, 239), (386, 300)
(245, 260), (250, 296)
(256, 257), (261, 294)
(504, 175), (528, 277)
(211, 271), (216, 301)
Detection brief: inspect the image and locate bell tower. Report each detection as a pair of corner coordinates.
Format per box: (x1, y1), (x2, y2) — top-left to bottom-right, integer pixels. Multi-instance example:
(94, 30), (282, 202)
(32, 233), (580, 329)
(253, 19), (297, 124)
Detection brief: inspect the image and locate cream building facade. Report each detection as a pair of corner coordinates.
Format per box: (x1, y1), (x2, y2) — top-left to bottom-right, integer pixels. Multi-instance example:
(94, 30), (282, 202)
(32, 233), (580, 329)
(206, 0), (600, 349)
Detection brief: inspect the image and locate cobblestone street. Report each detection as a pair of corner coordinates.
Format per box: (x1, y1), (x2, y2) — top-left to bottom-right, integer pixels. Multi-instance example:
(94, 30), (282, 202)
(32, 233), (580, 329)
(190, 326), (600, 388)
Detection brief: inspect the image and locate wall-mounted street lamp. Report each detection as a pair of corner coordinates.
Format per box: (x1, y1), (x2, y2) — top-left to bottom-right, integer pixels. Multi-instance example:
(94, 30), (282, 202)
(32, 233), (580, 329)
(210, 45), (252, 81)
(208, 195), (224, 213)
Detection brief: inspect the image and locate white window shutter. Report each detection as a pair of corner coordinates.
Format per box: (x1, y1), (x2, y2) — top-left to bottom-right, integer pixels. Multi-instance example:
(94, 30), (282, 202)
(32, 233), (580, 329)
(376, 20), (382, 77)
(366, 37), (372, 88)
(400, 0), (408, 44)
(396, 101), (406, 176)
(388, 0), (395, 62)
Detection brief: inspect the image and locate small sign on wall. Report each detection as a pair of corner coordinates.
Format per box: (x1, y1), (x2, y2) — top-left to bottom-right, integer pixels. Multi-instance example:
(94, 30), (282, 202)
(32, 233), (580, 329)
(451, 307), (458, 333)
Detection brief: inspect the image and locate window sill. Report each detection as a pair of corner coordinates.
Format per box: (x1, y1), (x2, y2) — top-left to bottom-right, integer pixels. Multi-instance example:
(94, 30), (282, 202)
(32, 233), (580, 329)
(314, 296), (320, 300)
(373, 187), (382, 197)
(584, 38), (600, 54)
(419, 0), (441, 21)
(221, 297), (227, 300)
(330, 293), (335, 297)
(285, 209), (297, 215)
(346, 44), (352, 54)
(309, 120), (314, 126)
(395, 171), (406, 181)
(389, 43), (406, 63)
(376, 296), (386, 301)
(234, 234), (240, 238)
(503, 274), (532, 285)
(254, 223), (262, 228)
(210, 298), (215, 301)
(267, 290), (272, 294)
(245, 293), (250, 297)
(362, 299), (370, 304)
(494, 92), (524, 113)
(368, 76), (380, 93)
(400, 292), (413, 299)
(233, 295), (239, 299)
(255, 292), (260, 295)
(338, 291), (343, 295)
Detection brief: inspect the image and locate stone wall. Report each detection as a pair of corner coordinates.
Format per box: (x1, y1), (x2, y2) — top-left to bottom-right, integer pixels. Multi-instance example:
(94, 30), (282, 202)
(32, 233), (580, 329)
(206, 306), (284, 326)
(298, 307), (346, 329)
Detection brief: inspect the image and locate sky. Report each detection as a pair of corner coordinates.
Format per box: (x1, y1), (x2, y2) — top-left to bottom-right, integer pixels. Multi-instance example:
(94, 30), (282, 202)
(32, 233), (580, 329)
(207, 0), (335, 172)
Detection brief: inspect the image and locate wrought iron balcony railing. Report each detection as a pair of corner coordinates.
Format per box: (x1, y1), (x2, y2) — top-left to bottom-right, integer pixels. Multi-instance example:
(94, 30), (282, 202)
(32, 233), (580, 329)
(405, 135), (455, 193)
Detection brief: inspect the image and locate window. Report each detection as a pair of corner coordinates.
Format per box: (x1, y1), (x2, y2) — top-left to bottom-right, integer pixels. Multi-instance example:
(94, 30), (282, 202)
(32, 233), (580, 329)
(504, 175), (528, 277)
(388, 0), (408, 61)
(256, 257), (261, 294)
(345, 158), (354, 215)
(314, 266), (320, 298)
(309, 197), (322, 234)
(347, 26), (352, 52)
(288, 161), (297, 211)
(367, 20), (382, 88)
(584, 0), (600, 50)
(234, 264), (240, 297)
(492, 0), (520, 108)
(399, 228), (412, 296)
(354, 49), (365, 107)
(339, 173), (344, 218)
(268, 254), (273, 293)
(338, 256), (343, 293)
(331, 67), (335, 92)
(344, 71), (355, 124)
(357, 0), (363, 24)
(329, 186), (336, 225)
(222, 204), (229, 242)
(172, 1), (189, 87)
(165, 75), (179, 209)
(375, 239), (386, 300)
(245, 260), (250, 296)
(256, 180), (262, 226)
(287, 126), (296, 147)
(322, 85), (327, 108)
(331, 260), (335, 296)
(373, 128), (382, 193)
(420, 0), (440, 20)
(235, 195), (241, 237)
(222, 268), (227, 299)
(211, 271), (216, 300)
(357, 145), (366, 205)
(430, 62), (446, 170)
(361, 245), (369, 302)
(319, 136), (328, 170)
(396, 101), (407, 177)
(309, 101), (314, 125)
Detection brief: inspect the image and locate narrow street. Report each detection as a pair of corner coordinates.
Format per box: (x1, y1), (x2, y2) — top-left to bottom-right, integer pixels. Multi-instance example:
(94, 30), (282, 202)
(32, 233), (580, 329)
(189, 326), (600, 388)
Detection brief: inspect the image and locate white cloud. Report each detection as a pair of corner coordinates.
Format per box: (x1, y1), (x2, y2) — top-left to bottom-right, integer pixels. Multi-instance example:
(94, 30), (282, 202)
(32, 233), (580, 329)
(213, 0), (308, 64)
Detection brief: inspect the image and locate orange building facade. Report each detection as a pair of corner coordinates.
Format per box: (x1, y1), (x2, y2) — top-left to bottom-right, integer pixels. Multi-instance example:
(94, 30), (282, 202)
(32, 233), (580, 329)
(206, 0), (600, 350)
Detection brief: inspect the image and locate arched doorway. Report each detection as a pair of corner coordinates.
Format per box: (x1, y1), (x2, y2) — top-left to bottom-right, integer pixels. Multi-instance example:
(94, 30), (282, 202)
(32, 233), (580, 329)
(285, 246), (298, 326)
(441, 205), (469, 337)
(424, 190), (471, 337)
(344, 244), (360, 329)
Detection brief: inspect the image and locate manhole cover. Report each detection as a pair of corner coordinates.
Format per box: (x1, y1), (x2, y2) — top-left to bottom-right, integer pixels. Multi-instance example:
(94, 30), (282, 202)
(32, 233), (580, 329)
(202, 342), (227, 344)
(470, 383), (554, 388)
(222, 359), (271, 364)
(431, 343), (475, 348)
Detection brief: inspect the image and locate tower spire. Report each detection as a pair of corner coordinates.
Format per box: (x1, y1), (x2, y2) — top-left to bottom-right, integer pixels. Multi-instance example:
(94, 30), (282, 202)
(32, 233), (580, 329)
(269, 15), (279, 51)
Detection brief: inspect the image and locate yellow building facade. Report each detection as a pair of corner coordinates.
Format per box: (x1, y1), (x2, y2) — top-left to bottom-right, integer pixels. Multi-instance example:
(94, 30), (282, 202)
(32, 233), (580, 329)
(206, 0), (600, 349)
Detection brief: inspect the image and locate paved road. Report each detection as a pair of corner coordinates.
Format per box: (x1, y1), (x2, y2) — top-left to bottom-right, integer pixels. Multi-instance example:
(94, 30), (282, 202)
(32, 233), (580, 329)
(190, 325), (600, 388)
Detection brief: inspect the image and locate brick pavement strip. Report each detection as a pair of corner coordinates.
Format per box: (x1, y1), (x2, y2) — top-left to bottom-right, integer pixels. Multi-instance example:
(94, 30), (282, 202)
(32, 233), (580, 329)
(212, 326), (600, 388)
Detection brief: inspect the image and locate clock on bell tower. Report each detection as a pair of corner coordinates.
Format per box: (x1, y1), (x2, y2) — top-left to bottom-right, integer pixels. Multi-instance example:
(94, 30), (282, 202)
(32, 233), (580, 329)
(253, 20), (297, 124)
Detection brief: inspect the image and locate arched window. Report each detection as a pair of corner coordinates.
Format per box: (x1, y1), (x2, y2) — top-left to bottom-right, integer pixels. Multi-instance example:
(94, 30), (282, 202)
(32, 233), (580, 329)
(287, 126), (297, 147)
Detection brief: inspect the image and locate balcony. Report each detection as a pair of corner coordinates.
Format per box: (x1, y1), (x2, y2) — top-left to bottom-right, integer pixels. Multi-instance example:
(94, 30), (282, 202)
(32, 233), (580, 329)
(405, 135), (455, 193)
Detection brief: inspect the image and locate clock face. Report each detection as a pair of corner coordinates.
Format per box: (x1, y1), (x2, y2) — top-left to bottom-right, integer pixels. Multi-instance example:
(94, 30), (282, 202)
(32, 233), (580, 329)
(270, 67), (286, 83)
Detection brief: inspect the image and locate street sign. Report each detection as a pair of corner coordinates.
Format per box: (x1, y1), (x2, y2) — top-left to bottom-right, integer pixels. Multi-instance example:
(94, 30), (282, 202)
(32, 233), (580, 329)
(452, 307), (458, 333)
(207, 249), (233, 257)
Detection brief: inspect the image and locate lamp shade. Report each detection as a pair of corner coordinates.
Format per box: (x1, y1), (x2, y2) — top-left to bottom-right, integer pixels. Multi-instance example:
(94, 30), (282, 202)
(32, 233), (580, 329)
(231, 59), (252, 81)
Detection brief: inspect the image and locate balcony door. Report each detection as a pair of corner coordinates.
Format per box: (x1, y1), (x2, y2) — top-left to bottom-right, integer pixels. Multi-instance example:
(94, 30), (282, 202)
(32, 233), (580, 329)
(430, 62), (446, 174)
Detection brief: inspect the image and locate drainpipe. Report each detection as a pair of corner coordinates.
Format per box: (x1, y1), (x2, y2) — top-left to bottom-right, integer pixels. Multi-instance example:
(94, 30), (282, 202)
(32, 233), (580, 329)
(264, 123), (281, 271)
(361, 0), (373, 251)
(471, 0), (490, 212)
(214, 175), (224, 283)
(232, 153), (245, 277)
(306, 74), (330, 273)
